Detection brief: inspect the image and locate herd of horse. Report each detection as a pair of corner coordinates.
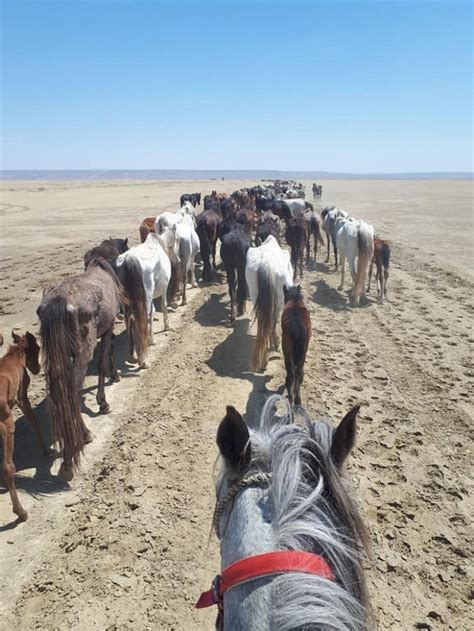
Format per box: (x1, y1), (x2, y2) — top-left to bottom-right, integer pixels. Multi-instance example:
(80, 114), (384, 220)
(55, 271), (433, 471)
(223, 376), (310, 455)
(0, 180), (391, 628)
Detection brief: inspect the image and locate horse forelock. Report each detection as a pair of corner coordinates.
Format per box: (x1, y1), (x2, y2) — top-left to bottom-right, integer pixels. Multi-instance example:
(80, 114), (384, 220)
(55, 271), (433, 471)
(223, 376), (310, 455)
(219, 395), (371, 629)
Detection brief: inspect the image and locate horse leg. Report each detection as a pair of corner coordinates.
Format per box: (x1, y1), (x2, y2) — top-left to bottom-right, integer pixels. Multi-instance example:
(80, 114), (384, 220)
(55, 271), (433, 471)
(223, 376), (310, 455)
(18, 377), (50, 455)
(384, 267), (389, 300)
(1, 414), (28, 521)
(325, 234), (330, 263)
(181, 261), (188, 306)
(306, 234), (311, 263)
(227, 266), (237, 322)
(162, 293), (170, 331)
(338, 252), (346, 291)
(236, 262), (247, 317)
(314, 233), (318, 263)
(109, 332), (121, 381)
(299, 248), (304, 278)
(333, 239), (338, 271)
(350, 258), (359, 306)
(294, 364), (304, 405)
(367, 259), (374, 293)
(96, 328), (112, 414)
(292, 249), (297, 281)
(285, 360), (294, 405)
(212, 241), (217, 271)
(190, 255), (198, 287)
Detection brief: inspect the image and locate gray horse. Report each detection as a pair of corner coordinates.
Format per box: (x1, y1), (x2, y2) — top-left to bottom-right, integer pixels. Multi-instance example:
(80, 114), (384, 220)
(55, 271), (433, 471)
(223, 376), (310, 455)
(204, 395), (371, 630)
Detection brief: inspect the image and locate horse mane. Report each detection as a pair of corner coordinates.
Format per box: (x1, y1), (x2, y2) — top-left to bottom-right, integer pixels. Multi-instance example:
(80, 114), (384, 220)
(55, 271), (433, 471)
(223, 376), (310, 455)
(236, 396), (372, 629)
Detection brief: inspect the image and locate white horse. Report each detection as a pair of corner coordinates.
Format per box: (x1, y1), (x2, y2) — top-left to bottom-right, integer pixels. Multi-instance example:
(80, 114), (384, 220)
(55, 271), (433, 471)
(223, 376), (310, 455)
(335, 217), (374, 306)
(321, 206), (349, 268)
(245, 235), (293, 371)
(280, 197), (306, 216)
(116, 227), (179, 345)
(175, 216), (200, 305)
(199, 395), (370, 630)
(155, 211), (183, 235)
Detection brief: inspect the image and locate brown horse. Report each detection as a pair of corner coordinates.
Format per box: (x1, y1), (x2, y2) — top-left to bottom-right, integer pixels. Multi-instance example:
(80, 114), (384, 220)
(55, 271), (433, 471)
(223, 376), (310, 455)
(304, 210), (325, 263)
(0, 331), (47, 521)
(196, 209), (222, 281)
(282, 285), (312, 405)
(139, 217), (156, 243)
(285, 216), (307, 281)
(368, 238), (391, 303)
(37, 259), (126, 482)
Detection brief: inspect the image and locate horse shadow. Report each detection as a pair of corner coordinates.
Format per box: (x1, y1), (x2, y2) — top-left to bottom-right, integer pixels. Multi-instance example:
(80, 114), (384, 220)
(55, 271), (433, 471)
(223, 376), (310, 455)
(311, 278), (351, 312)
(195, 292), (229, 327)
(205, 314), (278, 428)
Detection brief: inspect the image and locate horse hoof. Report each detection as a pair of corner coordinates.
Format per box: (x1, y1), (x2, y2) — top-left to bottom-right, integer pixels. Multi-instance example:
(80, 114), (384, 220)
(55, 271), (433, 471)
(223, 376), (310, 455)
(99, 403), (110, 415)
(111, 373), (121, 383)
(16, 509), (28, 522)
(84, 430), (93, 444)
(127, 355), (138, 365)
(43, 447), (53, 456)
(337, 285), (343, 291)
(58, 464), (74, 483)
(140, 361), (150, 369)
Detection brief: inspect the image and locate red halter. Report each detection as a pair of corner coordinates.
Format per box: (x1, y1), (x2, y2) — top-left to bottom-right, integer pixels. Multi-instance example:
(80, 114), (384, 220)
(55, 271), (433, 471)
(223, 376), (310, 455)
(196, 550), (334, 610)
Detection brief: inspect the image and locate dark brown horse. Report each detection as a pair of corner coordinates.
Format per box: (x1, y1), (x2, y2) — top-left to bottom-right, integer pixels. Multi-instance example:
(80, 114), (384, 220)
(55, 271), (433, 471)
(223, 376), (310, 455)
(37, 259), (126, 482)
(368, 238), (391, 303)
(304, 210), (325, 263)
(285, 216), (307, 280)
(139, 217), (157, 243)
(0, 331), (46, 521)
(85, 238), (148, 367)
(196, 209), (222, 281)
(282, 285), (312, 405)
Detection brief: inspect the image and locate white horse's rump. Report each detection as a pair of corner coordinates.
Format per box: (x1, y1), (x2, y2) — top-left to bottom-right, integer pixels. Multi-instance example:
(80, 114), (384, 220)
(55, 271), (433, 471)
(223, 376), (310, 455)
(175, 220), (200, 305)
(245, 236), (294, 371)
(155, 211), (183, 234)
(322, 206), (349, 266)
(336, 217), (374, 306)
(117, 231), (175, 342)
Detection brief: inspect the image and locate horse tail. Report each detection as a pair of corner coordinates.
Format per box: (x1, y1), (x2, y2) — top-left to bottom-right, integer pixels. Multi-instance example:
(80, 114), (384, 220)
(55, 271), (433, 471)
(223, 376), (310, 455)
(40, 296), (84, 470)
(251, 263), (278, 371)
(119, 255), (148, 365)
(354, 224), (374, 299)
(310, 215), (325, 245)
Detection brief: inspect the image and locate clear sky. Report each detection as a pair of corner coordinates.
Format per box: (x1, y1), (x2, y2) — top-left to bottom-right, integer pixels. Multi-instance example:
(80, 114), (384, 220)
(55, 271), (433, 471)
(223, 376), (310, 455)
(1, 0), (472, 172)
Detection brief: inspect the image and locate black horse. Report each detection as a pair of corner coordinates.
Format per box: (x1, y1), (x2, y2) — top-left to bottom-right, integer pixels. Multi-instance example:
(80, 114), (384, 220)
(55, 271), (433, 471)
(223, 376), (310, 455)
(180, 192), (201, 207)
(285, 216), (307, 281)
(220, 223), (251, 322)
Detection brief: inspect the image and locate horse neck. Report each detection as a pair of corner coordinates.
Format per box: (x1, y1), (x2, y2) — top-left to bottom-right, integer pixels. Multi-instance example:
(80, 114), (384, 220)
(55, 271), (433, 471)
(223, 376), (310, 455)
(2, 343), (27, 370)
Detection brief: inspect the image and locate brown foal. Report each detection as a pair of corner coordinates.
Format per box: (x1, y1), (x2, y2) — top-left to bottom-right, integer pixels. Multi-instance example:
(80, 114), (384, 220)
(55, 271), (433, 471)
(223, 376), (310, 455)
(0, 331), (48, 521)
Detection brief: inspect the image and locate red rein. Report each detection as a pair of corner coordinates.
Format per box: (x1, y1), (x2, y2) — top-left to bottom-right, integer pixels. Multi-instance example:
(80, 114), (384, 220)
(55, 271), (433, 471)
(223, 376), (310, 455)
(196, 550), (334, 610)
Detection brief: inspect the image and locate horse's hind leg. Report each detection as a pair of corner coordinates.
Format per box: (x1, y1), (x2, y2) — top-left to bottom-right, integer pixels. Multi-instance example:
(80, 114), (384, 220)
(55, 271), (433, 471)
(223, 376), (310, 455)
(109, 331), (120, 382)
(299, 249), (304, 278)
(285, 362), (294, 405)
(181, 262), (188, 306)
(162, 294), (170, 331)
(294, 364), (304, 406)
(97, 328), (113, 414)
(227, 266), (237, 322)
(338, 252), (346, 291)
(127, 312), (137, 364)
(367, 259), (374, 292)
(325, 234), (330, 263)
(1, 413), (28, 521)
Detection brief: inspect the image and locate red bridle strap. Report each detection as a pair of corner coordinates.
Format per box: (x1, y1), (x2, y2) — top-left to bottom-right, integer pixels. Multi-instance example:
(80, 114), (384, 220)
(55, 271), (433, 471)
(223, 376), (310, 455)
(196, 551), (334, 609)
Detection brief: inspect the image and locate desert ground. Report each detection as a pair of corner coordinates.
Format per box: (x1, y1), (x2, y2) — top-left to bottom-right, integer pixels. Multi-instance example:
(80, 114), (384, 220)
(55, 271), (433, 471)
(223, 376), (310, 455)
(0, 178), (472, 630)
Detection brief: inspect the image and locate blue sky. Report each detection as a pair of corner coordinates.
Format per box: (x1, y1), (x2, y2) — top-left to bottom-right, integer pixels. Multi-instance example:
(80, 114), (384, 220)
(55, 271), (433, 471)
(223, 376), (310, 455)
(1, 0), (472, 171)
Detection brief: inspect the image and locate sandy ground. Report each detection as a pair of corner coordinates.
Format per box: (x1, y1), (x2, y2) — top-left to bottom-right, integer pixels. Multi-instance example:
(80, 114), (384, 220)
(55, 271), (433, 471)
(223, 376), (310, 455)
(0, 179), (472, 630)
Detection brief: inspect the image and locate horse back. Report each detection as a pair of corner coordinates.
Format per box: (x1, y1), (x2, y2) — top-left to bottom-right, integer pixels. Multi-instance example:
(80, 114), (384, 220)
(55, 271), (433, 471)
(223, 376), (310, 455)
(282, 302), (312, 364)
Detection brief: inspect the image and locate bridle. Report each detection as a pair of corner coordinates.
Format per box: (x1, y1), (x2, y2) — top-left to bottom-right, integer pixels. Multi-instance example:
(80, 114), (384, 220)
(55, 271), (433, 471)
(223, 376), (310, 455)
(197, 471), (334, 622)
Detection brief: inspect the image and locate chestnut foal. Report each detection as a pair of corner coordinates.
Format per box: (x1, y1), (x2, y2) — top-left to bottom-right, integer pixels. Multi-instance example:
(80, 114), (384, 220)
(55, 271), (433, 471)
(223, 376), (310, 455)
(0, 331), (48, 521)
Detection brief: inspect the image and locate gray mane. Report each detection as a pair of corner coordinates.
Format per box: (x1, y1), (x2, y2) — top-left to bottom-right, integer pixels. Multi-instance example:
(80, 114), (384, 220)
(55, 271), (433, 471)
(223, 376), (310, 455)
(218, 395), (372, 630)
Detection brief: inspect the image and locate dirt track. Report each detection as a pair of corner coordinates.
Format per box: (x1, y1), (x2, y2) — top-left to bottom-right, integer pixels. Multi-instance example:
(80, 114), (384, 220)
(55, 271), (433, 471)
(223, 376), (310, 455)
(0, 179), (472, 629)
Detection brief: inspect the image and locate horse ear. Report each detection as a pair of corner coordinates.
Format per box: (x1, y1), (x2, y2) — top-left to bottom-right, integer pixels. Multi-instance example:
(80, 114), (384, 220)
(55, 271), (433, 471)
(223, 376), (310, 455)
(331, 405), (360, 468)
(25, 331), (36, 345)
(217, 406), (250, 470)
(125, 238), (128, 244)
(12, 330), (21, 343)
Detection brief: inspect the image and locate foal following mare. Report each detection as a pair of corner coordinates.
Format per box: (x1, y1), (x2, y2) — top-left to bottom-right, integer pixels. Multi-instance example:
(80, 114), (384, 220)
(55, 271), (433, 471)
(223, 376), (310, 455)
(0, 332), (47, 521)
(37, 259), (125, 482)
(282, 285), (312, 405)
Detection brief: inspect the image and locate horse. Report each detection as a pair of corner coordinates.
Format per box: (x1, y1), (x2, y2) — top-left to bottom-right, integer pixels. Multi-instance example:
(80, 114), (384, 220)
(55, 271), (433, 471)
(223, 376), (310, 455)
(256, 216), (280, 247)
(0, 331), (46, 521)
(117, 228), (178, 344)
(282, 285), (312, 405)
(303, 210), (325, 263)
(368, 238), (391, 303)
(321, 206), (349, 269)
(180, 192), (201, 207)
(234, 207), (254, 234)
(155, 211), (183, 234)
(285, 215), (307, 281)
(84, 238), (129, 271)
(245, 236), (293, 372)
(175, 216), (200, 305)
(196, 209), (222, 282)
(312, 183), (322, 199)
(198, 395), (371, 629)
(139, 217), (156, 243)
(335, 217), (375, 307)
(220, 224), (251, 323)
(37, 259), (125, 482)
